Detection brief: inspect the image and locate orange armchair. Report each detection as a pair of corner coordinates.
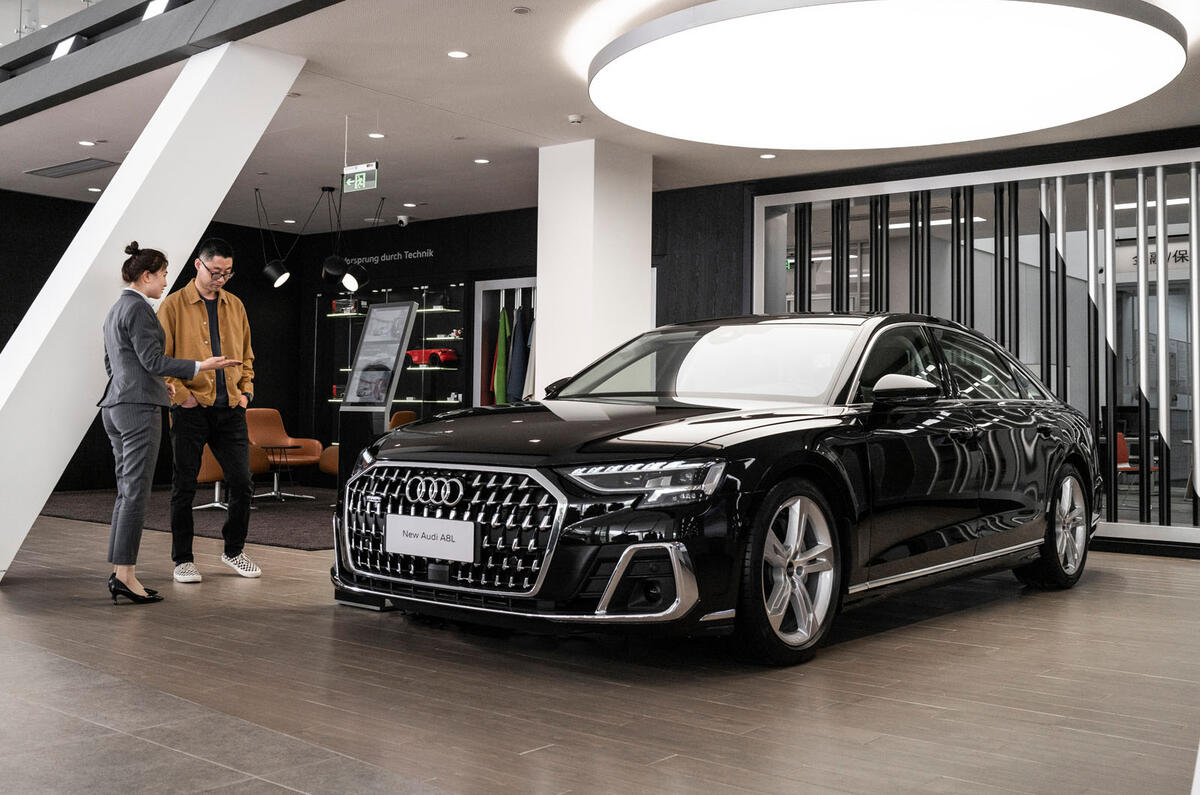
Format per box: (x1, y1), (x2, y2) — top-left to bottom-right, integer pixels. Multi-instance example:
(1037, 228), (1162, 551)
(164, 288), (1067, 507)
(246, 408), (322, 501)
(194, 443), (271, 511)
(389, 410), (418, 430)
(319, 443), (339, 476)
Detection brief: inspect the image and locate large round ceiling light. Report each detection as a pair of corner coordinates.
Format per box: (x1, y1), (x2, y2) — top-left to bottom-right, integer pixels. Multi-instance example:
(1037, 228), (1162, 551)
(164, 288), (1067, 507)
(588, 0), (1186, 150)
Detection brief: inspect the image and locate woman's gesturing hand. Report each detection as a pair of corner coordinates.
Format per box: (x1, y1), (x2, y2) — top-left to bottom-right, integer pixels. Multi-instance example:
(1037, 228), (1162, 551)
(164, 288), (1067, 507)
(198, 356), (241, 371)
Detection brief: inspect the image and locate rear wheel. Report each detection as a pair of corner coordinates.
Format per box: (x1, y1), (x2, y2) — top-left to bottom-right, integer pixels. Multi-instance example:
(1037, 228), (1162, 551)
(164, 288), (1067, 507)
(1014, 464), (1089, 589)
(735, 478), (841, 665)
(428, 353), (441, 367)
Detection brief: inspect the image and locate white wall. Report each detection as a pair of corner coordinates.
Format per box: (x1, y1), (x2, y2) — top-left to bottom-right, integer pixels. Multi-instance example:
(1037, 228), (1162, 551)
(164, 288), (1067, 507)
(534, 139), (653, 393)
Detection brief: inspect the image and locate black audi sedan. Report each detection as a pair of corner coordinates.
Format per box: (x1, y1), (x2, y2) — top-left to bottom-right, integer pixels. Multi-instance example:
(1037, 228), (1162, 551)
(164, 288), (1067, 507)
(332, 314), (1101, 665)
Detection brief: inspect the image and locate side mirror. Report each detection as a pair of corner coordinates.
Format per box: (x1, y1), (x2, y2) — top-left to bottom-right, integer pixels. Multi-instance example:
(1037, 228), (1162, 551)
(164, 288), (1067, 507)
(872, 373), (940, 402)
(543, 377), (571, 399)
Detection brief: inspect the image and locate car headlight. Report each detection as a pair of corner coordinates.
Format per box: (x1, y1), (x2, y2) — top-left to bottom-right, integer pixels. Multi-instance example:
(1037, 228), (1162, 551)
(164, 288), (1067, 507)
(561, 459), (727, 507)
(349, 448), (375, 478)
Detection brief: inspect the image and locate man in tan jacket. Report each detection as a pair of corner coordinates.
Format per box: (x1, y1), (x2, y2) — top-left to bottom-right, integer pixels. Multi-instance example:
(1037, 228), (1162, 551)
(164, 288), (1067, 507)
(159, 238), (261, 583)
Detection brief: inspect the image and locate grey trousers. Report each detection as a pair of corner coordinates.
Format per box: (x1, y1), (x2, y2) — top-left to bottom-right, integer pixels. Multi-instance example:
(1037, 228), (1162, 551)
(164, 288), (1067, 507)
(101, 403), (163, 566)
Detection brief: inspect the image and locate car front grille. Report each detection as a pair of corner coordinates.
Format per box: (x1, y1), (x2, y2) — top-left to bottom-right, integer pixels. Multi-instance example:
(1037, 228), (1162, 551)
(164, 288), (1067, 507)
(343, 463), (563, 595)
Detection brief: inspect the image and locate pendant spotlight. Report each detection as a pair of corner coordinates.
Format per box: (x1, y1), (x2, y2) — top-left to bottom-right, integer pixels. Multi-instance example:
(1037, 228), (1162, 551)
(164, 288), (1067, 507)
(253, 188), (296, 289)
(587, 0), (1186, 150)
(263, 259), (290, 288)
(313, 185), (367, 292)
(342, 262), (369, 292)
(321, 254), (347, 285)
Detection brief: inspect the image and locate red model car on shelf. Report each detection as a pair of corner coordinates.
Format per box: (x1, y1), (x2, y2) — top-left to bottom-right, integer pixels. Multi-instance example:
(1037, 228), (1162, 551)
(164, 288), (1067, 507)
(404, 348), (458, 367)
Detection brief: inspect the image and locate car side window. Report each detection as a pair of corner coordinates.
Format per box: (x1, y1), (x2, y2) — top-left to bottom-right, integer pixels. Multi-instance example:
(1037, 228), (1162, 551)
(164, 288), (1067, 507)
(855, 326), (943, 403)
(933, 329), (1021, 401)
(1011, 363), (1052, 401)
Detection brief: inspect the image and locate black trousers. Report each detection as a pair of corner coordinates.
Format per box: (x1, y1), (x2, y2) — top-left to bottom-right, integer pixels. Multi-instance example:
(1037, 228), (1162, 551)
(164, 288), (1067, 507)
(169, 405), (252, 564)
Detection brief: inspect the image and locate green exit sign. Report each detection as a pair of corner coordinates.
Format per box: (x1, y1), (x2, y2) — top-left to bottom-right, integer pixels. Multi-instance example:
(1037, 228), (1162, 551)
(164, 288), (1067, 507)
(343, 161), (378, 193)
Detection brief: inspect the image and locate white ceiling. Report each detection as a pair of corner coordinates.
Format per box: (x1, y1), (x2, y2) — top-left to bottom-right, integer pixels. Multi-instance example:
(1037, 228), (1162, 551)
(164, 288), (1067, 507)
(2, 0), (1200, 233)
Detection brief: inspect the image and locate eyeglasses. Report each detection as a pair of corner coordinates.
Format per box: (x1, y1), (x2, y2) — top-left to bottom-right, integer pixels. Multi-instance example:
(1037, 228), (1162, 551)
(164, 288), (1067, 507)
(198, 260), (234, 282)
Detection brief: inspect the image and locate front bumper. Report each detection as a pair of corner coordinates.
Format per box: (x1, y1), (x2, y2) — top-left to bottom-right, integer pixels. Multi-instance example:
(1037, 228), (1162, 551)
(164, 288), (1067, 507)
(332, 458), (748, 631)
(332, 537), (701, 624)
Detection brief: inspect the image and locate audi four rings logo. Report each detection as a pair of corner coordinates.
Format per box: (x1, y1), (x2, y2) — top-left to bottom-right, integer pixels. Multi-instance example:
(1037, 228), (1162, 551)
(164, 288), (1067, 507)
(405, 476), (465, 506)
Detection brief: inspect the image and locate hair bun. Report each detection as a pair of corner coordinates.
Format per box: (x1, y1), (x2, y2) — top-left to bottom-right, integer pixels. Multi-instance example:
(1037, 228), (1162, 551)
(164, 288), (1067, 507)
(124, 241), (140, 256)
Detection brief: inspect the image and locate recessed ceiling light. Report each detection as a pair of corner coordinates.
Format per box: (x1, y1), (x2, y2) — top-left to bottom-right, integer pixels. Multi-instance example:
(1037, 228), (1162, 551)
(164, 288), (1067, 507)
(759, 153), (776, 159)
(588, 0), (1187, 150)
(474, 158), (490, 164)
(512, 6), (532, 13)
(403, 202), (417, 208)
(283, 219), (296, 224)
(447, 50), (470, 59)
(78, 140), (95, 147)
(368, 132), (385, 139)
(286, 91), (301, 98)
(87, 187), (102, 193)
(256, 171), (269, 176)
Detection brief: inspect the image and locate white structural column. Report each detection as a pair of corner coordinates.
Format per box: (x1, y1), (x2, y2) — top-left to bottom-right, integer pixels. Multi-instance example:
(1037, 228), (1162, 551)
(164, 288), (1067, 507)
(534, 139), (653, 395)
(0, 43), (304, 581)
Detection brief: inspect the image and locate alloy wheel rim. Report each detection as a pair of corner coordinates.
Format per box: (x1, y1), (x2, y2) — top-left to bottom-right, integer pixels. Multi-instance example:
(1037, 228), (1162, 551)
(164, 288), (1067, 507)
(1055, 475), (1087, 575)
(760, 495), (835, 647)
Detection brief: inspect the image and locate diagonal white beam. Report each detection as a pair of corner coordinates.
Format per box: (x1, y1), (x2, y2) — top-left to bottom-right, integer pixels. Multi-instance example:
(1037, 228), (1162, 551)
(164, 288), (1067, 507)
(0, 42), (304, 582)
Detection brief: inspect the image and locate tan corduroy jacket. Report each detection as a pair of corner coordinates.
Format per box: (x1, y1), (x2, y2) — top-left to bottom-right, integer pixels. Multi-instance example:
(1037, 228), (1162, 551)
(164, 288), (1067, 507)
(158, 280), (255, 407)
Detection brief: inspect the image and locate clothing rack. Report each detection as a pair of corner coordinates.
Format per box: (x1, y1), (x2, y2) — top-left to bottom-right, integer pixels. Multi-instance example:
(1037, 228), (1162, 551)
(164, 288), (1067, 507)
(473, 277), (537, 406)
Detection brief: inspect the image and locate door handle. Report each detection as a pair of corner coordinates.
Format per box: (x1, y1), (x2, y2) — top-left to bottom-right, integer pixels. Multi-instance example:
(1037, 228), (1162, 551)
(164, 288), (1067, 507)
(1036, 425), (1054, 438)
(948, 427), (980, 442)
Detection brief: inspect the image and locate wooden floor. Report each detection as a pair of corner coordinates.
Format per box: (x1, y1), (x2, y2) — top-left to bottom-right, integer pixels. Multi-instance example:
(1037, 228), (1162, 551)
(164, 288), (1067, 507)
(1, 516), (1198, 794)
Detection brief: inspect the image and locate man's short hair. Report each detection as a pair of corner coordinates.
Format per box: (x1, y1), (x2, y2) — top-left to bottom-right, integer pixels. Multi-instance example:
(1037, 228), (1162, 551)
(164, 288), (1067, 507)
(196, 238), (234, 262)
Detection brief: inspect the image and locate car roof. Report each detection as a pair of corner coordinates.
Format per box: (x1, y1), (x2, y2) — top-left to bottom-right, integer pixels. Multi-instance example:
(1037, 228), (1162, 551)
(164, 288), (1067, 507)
(658, 312), (970, 332)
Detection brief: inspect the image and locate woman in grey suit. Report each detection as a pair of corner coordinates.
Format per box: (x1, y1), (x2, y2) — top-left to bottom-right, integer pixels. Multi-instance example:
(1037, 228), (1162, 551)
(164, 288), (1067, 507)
(99, 242), (236, 604)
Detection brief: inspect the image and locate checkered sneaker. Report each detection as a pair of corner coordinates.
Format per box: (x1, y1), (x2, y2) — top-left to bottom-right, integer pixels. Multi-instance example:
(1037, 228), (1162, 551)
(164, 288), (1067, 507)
(173, 562), (202, 583)
(220, 553), (261, 578)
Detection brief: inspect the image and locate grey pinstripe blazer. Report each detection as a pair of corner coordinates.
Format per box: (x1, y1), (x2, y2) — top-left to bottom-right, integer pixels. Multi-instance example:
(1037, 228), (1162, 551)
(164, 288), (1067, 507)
(98, 290), (196, 408)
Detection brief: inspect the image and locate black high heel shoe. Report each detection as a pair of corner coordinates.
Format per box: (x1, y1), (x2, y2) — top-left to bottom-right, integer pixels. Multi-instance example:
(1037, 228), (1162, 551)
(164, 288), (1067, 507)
(108, 574), (163, 605)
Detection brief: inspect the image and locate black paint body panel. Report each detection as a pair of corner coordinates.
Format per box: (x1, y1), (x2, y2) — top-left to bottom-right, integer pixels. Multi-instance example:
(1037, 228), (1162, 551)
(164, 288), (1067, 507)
(336, 314), (1100, 632)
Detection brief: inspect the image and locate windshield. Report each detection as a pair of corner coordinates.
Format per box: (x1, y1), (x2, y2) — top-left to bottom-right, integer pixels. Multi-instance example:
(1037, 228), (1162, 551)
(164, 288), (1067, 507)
(556, 323), (858, 407)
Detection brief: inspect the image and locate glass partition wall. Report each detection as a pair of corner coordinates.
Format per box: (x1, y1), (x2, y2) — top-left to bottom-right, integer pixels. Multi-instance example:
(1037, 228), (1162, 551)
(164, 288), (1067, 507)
(753, 153), (1200, 541)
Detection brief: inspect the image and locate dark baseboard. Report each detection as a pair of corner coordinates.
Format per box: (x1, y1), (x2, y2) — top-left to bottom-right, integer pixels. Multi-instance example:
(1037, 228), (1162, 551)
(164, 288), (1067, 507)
(1092, 537), (1200, 560)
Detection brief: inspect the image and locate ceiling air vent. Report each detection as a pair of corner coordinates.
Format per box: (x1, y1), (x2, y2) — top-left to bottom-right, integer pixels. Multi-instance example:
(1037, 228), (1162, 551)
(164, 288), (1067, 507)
(25, 158), (118, 178)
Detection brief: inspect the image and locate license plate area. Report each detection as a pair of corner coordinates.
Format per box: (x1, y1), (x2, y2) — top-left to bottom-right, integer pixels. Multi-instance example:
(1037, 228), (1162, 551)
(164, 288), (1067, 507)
(385, 515), (476, 563)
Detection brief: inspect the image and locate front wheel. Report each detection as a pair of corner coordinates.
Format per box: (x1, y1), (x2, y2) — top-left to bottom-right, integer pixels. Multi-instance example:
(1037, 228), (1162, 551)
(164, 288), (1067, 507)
(735, 478), (842, 666)
(1013, 464), (1090, 590)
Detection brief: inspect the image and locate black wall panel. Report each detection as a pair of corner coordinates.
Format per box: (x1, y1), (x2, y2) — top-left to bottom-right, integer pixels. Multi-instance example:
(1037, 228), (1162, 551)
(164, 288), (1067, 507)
(651, 182), (749, 325)
(3, 184), (748, 491)
(292, 207), (538, 441)
(0, 189), (302, 490)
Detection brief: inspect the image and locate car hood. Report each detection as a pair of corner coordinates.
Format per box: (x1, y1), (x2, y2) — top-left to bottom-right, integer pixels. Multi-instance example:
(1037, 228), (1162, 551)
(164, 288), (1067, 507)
(373, 399), (838, 466)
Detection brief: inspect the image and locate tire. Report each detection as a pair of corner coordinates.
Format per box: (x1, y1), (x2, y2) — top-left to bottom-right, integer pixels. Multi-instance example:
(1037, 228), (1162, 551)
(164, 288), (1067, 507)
(428, 353), (441, 367)
(734, 478), (842, 666)
(1013, 464), (1090, 590)
(403, 354), (413, 368)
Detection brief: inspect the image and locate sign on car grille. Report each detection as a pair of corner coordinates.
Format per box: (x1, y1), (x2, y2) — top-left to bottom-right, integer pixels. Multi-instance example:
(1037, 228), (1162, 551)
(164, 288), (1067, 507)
(344, 464), (562, 595)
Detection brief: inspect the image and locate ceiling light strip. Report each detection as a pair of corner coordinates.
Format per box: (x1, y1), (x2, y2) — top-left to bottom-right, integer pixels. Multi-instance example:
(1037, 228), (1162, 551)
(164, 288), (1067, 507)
(589, 0), (1186, 150)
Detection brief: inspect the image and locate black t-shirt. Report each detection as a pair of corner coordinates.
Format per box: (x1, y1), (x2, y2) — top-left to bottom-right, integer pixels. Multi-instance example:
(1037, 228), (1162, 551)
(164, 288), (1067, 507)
(203, 296), (229, 406)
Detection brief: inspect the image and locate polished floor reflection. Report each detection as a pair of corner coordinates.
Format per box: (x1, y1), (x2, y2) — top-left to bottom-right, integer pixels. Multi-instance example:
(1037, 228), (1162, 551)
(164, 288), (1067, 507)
(1, 516), (1197, 794)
